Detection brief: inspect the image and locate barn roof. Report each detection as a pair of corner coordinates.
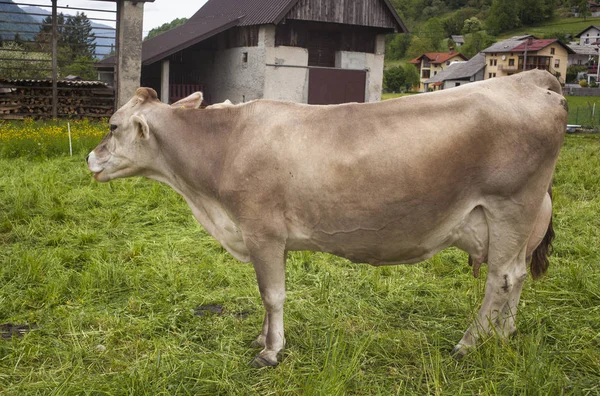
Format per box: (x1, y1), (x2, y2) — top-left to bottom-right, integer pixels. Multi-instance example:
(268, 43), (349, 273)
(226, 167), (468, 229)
(137, 0), (406, 65)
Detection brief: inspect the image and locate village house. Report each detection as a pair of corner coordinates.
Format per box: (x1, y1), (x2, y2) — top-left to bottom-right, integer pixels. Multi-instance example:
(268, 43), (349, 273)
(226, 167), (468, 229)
(575, 25), (600, 46)
(409, 50), (467, 92)
(481, 35), (573, 84)
(101, 0), (406, 105)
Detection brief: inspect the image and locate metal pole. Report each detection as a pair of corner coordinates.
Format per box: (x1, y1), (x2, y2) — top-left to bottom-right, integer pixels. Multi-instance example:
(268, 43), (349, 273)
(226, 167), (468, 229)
(114, 0), (121, 112)
(523, 38), (530, 72)
(51, 0), (58, 118)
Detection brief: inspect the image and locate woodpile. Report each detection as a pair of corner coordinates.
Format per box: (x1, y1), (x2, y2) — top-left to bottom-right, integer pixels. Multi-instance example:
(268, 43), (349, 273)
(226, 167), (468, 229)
(0, 79), (114, 119)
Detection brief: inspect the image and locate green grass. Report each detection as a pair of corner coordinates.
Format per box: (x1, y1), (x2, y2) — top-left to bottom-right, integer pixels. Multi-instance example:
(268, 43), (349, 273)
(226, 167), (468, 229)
(0, 132), (599, 393)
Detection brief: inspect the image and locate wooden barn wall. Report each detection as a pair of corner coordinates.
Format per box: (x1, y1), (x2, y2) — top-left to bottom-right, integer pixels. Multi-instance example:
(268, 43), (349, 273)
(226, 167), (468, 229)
(276, 21), (377, 54)
(285, 0), (398, 29)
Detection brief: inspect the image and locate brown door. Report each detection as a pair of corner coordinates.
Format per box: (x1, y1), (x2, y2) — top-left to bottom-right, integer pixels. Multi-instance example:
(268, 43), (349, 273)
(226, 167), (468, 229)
(308, 68), (367, 105)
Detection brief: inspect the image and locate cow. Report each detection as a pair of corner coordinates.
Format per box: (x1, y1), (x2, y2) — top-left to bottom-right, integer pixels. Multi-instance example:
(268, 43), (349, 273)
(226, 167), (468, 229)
(87, 70), (567, 367)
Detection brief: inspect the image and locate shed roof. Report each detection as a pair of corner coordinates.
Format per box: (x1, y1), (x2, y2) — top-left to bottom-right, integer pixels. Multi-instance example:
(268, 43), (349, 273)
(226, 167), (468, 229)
(568, 42), (599, 55)
(424, 52), (486, 84)
(137, 0), (405, 65)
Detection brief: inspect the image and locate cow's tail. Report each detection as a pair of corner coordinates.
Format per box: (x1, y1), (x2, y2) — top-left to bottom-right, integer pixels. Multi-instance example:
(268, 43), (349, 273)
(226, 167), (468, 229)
(530, 185), (555, 280)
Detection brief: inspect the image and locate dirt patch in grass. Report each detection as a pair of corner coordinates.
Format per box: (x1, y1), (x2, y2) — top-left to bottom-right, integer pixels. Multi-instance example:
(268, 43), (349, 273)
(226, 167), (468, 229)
(0, 324), (36, 339)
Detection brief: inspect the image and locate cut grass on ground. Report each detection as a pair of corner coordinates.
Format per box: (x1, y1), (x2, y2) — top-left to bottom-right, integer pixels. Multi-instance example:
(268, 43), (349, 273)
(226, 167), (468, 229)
(0, 134), (599, 394)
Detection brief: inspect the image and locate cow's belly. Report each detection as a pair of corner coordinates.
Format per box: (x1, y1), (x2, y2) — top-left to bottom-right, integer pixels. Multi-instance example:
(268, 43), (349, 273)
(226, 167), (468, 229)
(285, 205), (488, 266)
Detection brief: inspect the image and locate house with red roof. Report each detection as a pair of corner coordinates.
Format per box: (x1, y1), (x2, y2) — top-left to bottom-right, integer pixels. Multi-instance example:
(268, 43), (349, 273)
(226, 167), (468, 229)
(409, 49), (467, 92)
(482, 36), (574, 84)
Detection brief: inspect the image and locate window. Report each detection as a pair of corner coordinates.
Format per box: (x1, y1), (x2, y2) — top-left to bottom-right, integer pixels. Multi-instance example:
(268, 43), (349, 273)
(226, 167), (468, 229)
(554, 59), (560, 68)
(455, 83), (461, 86)
(422, 70), (431, 78)
(490, 59), (494, 66)
(242, 52), (248, 63)
(509, 58), (515, 66)
(586, 38), (590, 44)
(550, 48), (555, 55)
(489, 73), (492, 78)
(494, 59), (497, 66)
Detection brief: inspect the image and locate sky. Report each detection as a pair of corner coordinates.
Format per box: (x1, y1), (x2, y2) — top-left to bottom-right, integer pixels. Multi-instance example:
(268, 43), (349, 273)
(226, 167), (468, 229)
(19, 0), (209, 37)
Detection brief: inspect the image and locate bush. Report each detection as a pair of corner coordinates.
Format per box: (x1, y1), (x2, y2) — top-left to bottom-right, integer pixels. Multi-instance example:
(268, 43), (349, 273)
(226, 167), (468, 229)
(579, 79), (589, 88)
(567, 66), (588, 84)
(384, 66), (406, 93)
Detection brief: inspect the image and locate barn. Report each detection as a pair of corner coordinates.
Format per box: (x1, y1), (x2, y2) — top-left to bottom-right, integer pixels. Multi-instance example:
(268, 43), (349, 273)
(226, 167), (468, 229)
(134, 0), (407, 105)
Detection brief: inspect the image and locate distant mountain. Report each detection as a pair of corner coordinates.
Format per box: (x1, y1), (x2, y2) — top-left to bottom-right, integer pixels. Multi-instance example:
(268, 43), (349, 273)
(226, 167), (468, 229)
(0, 1), (115, 57)
(0, 0), (38, 41)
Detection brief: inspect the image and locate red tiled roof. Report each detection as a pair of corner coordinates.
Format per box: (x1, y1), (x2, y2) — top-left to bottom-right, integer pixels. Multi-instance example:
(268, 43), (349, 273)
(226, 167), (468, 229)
(511, 39), (558, 52)
(410, 52), (467, 65)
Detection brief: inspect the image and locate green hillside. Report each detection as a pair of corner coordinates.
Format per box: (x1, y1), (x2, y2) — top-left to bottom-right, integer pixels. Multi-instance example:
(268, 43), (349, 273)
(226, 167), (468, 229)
(498, 16), (600, 39)
(0, 0), (38, 40)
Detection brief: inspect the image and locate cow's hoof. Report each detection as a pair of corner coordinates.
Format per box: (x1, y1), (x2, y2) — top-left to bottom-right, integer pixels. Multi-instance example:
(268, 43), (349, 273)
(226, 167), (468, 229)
(251, 336), (266, 348)
(451, 345), (469, 360)
(250, 355), (278, 368)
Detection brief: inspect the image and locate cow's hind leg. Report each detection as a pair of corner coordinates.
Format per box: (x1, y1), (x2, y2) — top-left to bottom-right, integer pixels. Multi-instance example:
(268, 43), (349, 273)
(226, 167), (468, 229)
(453, 243), (528, 358)
(452, 199), (541, 358)
(246, 238), (287, 367)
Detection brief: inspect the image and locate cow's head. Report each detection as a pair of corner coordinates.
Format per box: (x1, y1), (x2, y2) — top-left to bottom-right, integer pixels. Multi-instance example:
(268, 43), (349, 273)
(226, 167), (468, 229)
(86, 88), (204, 182)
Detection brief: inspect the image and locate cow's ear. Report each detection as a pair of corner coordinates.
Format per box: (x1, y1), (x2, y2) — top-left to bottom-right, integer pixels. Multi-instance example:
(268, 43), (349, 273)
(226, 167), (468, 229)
(171, 92), (204, 109)
(135, 87), (159, 104)
(130, 114), (150, 139)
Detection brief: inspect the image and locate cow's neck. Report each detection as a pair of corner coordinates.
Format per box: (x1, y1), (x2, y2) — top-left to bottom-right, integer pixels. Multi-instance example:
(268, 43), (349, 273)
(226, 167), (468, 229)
(145, 106), (239, 201)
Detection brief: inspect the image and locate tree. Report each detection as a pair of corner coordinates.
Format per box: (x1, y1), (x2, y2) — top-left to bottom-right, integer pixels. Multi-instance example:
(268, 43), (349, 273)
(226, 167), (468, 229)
(463, 17), (483, 34)
(0, 42), (52, 79)
(386, 33), (412, 60)
(407, 35), (435, 59)
(422, 18), (445, 51)
(64, 12), (96, 59)
(404, 64), (421, 91)
(578, 0), (591, 20)
(34, 12), (97, 79)
(384, 66), (406, 92)
(145, 18), (188, 40)
(517, 0), (554, 25)
(486, 0), (521, 35)
(461, 31), (496, 58)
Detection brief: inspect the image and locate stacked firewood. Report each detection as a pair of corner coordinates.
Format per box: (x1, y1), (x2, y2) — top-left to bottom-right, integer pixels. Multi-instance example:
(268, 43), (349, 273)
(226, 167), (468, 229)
(0, 80), (114, 119)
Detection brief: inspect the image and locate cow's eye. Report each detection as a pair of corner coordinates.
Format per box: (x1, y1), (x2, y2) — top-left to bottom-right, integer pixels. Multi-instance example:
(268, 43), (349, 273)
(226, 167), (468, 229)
(110, 124), (117, 134)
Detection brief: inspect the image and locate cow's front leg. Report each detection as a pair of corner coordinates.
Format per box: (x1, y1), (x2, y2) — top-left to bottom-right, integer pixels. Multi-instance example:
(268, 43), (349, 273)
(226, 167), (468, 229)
(251, 313), (268, 348)
(247, 240), (287, 367)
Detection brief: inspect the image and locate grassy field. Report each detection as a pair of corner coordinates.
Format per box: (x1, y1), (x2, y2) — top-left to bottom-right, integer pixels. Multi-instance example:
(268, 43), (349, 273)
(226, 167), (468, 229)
(499, 16), (600, 39)
(382, 93), (600, 127)
(0, 122), (599, 394)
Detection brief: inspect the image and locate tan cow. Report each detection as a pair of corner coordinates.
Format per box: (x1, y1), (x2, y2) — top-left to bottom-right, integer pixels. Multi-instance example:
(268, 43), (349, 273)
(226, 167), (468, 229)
(87, 70), (567, 367)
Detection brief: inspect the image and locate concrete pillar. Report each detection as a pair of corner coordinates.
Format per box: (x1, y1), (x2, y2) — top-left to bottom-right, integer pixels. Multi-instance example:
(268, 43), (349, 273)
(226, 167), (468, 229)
(258, 25), (276, 48)
(161, 59), (170, 103)
(116, 1), (145, 108)
(375, 34), (386, 56)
